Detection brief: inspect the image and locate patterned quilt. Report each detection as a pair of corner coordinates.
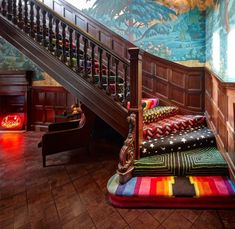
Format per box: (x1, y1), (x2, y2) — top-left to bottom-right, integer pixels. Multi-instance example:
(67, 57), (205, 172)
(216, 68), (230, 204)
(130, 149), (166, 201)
(141, 126), (215, 156)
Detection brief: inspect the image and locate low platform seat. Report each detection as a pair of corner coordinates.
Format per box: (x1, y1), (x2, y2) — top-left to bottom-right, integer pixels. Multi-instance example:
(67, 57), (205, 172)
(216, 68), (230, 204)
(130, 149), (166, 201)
(38, 106), (95, 167)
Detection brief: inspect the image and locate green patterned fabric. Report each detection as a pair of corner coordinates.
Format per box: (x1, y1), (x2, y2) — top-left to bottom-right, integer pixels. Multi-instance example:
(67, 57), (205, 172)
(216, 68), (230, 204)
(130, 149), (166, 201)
(143, 106), (179, 124)
(134, 147), (228, 176)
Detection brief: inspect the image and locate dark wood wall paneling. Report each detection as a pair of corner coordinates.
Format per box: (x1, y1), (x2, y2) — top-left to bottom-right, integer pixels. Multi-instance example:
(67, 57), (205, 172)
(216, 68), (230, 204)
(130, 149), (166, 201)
(142, 54), (205, 114)
(30, 86), (76, 130)
(205, 69), (235, 178)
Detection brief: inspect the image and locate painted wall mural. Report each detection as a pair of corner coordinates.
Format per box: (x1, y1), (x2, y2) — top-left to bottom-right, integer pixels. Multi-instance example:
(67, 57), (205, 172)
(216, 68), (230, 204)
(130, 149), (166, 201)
(0, 36), (44, 81)
(73, 0), (212, 66)
(206, 0), (235, 82)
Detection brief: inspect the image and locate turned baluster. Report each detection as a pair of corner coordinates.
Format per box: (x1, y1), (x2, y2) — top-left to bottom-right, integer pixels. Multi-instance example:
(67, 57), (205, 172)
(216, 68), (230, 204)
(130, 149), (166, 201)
(23, 0), (29, 33)
(42, 10), (47, 47)
(61, 22), (67, 63)
(98, 47), (103, 88)
(7, 0), (13, 20)
(123, 63), (128, 104)
(76, 32), (81, 72)
(90, 42), (96, 83)
(83, 37), (88, 76)
(48, 13), (54, 52)
(68, 27), (74, 67)
(12, 0), (17, 24)
(114, 59), (119, 100)
(29, 1), (35, 38)
(106, 53), (111, 95)
(36, 5), (41, 42)
(55, 18), (60, 57)
(2, 0), (7, 16)
(18, 0), (23, 28)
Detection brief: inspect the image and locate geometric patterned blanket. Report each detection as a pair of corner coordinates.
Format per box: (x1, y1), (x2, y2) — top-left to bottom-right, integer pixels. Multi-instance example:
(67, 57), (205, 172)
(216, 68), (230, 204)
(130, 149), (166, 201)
(143, 115), (206, 140)
(141, 126), (216, 157)
(107, 174), (235, 198)
(134, 147), (229, 176)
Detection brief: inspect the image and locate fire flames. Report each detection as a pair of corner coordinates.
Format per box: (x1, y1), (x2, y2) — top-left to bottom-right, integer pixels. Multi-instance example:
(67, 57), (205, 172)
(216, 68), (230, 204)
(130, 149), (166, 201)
(0, 114), (24, 130)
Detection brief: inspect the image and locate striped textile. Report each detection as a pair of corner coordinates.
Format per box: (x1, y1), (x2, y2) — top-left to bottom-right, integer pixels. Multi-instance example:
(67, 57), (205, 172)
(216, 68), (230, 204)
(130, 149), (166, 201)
(142, 98), (159, 110)
(143, 106), (179, 124)
(143, 115), (206, 140)
(127, 98), (159, 110)
(107, 174), (235, 198)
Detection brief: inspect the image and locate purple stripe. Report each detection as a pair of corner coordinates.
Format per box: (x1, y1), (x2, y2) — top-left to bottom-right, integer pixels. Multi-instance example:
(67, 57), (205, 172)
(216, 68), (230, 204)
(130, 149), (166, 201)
(116, 182), (128, 195)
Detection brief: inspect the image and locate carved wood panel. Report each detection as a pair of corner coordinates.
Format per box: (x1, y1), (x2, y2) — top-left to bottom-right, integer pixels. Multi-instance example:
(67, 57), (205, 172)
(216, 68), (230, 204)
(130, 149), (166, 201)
(142, 54), (204, 113)
(205, 69), (235, 176)
(31, 86), (75, 129)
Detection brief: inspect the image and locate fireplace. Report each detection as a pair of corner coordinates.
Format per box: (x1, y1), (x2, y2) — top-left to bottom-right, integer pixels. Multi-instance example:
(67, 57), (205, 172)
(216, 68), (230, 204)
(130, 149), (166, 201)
(0, 71), (32, 131)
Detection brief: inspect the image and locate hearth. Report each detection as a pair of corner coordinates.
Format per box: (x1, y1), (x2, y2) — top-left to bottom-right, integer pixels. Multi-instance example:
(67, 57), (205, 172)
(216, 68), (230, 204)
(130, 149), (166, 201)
(0, 71), (32, 131)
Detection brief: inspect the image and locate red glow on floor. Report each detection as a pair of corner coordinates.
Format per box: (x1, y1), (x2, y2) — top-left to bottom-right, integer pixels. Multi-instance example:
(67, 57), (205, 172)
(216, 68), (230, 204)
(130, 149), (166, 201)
(0, 133), (25, 156)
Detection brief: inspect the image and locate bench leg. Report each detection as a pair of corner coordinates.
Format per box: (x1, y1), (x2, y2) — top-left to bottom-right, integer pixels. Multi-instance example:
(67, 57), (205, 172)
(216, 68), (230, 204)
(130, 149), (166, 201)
(43, 154), (46, 167)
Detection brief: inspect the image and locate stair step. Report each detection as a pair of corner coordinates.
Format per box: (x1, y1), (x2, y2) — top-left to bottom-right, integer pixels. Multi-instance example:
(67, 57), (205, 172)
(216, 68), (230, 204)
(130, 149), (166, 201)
(141, 126), (215, 156)
(134, 147), (228, 176)
(143, 106), (179, 124)
(107, 174), (235, 208)
(143, 115), (206, 140)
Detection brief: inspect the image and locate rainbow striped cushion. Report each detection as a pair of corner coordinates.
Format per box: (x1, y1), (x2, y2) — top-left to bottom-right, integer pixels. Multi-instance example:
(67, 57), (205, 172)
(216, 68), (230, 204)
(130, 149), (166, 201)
(127, 98), (159, 110)
(142, 98), (159, 110)
(108, 174), (235, 198)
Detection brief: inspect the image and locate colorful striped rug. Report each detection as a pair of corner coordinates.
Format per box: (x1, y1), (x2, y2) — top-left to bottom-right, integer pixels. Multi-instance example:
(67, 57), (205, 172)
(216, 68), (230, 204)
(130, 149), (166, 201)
(107, 174), (235, 208)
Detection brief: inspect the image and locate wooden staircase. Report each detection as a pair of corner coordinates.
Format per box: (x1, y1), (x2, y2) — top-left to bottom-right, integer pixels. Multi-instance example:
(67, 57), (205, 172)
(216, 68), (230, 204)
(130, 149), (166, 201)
(0, 0), (134, 137)
(1, 0), (235, 192)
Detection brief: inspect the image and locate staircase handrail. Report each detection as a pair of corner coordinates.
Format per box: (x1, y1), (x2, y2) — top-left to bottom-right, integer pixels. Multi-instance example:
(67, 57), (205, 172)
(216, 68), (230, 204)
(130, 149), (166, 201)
(1, 0), (144, 183)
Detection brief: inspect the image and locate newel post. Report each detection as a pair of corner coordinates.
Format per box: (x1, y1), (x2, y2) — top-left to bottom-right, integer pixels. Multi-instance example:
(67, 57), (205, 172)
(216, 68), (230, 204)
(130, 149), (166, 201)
(117, 47), (143, 184)
(128, 47), (143, 160)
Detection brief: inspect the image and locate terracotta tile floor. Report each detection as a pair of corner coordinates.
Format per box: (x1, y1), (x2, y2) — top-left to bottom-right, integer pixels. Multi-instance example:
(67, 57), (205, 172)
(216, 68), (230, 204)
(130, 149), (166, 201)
(0, 131), (235, 229)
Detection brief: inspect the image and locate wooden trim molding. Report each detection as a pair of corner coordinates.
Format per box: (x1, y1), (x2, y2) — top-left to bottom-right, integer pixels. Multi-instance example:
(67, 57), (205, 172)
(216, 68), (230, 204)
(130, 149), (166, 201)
(205, 68), (235, 179)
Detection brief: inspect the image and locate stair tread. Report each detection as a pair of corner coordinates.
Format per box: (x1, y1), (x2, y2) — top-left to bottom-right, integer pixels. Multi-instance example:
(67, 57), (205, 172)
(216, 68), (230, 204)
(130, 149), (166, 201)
(107, 174), (235, 208)
(134, 147), (228, 176)
(143, 114), (206, 140)
(143, 106), (179, 124)
(141, 126), (215, 156)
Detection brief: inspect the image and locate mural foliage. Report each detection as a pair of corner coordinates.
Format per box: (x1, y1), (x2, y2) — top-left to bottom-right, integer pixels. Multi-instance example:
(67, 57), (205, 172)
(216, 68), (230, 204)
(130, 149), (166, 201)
(0, 36), (44, 80)
(81, 0), (210, 64)
(206, 0), (235, 81)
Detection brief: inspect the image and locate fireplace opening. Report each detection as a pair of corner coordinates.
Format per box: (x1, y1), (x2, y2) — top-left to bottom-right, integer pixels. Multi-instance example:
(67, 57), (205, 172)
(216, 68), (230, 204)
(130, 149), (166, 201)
(0, 71), (32, 131)
(0, 95), (25, 130)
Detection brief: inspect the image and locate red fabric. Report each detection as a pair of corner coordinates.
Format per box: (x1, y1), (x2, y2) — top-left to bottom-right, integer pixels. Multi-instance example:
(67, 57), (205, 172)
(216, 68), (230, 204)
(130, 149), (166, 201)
(143, 115), (206, 140)
(108, 194), (235, 209)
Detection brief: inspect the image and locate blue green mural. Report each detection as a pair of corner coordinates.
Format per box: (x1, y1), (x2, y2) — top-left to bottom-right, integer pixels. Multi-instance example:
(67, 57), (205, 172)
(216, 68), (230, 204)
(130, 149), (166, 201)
(0, 36), (44, 80)
(76, 0), (207, 64)
(206, 0), (235, 82)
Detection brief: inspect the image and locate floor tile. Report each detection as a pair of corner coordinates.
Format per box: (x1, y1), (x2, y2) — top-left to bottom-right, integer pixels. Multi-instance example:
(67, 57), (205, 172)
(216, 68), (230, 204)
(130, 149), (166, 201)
(0, 132), (234, 229)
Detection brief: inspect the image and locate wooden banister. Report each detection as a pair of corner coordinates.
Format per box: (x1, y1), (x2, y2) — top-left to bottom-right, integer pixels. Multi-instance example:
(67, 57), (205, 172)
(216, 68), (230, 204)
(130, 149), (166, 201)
(117, 48), (143, 183)
(0, 0), (133, 136)
(1, 0), (143, 183)
(128, 47), (143, 160)
(0, 0), (131, 106)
